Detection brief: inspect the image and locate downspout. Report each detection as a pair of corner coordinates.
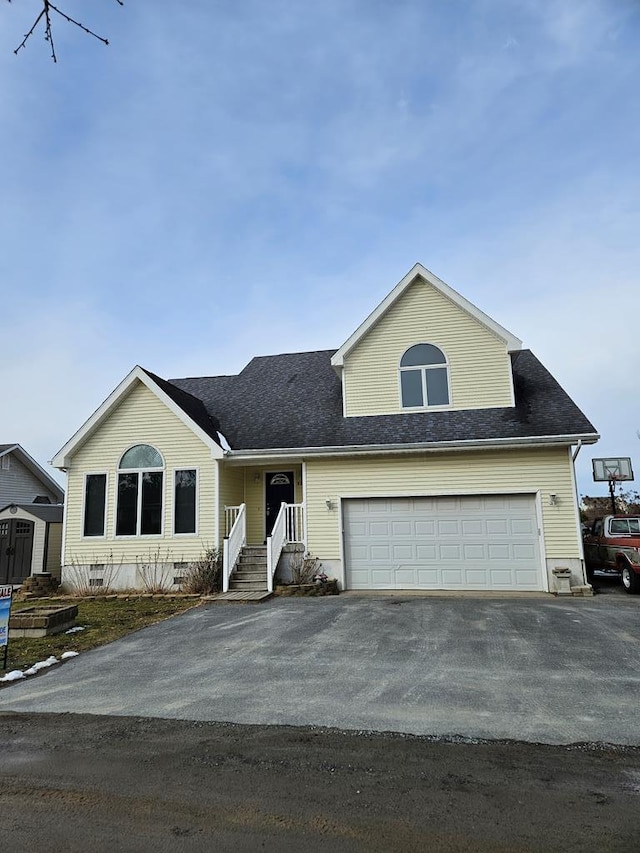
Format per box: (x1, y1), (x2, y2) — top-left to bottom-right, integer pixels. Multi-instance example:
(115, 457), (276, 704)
(570, 441), (588, 585)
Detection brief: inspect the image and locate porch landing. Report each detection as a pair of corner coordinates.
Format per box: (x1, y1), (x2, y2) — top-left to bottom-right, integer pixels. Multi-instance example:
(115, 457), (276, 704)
(208, 590), (274, 603)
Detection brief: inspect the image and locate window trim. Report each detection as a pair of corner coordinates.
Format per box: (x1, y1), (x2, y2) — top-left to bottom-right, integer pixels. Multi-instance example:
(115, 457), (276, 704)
(114, 444), (165, 538)
(172, 466), (199, 536)
(398, 343), (452, 410)
(81, 471), (108, 539)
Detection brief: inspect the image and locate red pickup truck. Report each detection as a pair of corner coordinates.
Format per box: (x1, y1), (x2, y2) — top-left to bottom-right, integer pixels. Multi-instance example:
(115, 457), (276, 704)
(583, 516), (640, 594)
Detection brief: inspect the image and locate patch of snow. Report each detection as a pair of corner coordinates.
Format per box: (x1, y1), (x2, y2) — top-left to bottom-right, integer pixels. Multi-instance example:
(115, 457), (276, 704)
(0, 670), (25, 682)
(65, 626), (85, 634)
(23, 656), (60, 676)
(217, 431), (231, 451)
(61, 651), (79, 660)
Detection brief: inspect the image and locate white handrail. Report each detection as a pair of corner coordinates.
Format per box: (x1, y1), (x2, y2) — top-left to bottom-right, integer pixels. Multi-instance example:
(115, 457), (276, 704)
(225, 505), (241, 537)
(266, 502), (288, 593)
(285, 503), (305, 543)
(222, 503), (246, 593)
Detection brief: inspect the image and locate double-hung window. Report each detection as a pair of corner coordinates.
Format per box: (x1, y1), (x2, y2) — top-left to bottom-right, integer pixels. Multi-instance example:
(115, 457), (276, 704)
(116, 445), (164, 536)
(400, 344), (450, 408)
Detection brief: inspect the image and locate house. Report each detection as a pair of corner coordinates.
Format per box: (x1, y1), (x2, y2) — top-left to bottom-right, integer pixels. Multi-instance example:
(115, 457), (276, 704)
(51, 264), (599, 594)
(0, 444), (65, 586)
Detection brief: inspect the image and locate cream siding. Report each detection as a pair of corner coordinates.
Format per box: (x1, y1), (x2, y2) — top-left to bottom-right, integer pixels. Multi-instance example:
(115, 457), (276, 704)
(305, 447), (579, 560)
(239, 466), (303, 545)
(218, 463), (244, 540)
(64, 381), (216, 565)
(343, 279), (514, 416)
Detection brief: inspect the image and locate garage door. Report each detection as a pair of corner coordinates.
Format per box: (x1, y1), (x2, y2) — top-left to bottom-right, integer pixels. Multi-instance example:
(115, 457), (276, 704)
(343, 495), (543, 591)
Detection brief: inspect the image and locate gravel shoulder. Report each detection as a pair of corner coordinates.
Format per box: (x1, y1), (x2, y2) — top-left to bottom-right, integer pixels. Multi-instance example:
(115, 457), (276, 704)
(1, 712), (639, 852)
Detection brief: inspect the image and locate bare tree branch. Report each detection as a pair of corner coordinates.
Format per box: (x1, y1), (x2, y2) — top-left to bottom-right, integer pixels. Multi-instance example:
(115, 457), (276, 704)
(10, 0), (124, 61)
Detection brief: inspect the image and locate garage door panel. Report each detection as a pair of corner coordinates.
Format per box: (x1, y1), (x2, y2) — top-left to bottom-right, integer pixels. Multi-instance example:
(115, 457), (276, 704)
(513, 544), (536, 559)
(488, 544), (510, 559)
(344, 494), (543, 591)
(463, 544), (485, 560)
(511, 519), (535, 535)
(441, 569), (464, 584)
(416, 545), (437, 559)
(438, 520), (460, 535)
(440, 544), (461, 560)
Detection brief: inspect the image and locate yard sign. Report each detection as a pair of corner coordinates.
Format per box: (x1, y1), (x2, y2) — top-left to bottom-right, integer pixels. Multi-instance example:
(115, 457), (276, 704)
(0, 585), (12, 670)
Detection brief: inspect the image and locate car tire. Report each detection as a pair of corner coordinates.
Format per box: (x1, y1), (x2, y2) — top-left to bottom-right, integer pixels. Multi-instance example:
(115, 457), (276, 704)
(620, 562), (640, 594)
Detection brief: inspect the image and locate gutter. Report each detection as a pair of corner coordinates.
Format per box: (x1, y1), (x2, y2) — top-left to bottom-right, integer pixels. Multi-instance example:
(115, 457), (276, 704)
(225, 432), (600, 462)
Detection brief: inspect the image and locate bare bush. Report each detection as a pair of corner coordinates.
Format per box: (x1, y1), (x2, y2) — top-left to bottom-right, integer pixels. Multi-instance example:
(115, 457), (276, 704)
(63, 552), (123, 596)
(180, 548), (221, 595)
(289, 551), (323, 585)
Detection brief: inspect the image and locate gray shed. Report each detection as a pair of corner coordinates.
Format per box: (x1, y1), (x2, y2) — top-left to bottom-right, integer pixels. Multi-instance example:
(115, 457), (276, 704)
(0, 503), (63, 585)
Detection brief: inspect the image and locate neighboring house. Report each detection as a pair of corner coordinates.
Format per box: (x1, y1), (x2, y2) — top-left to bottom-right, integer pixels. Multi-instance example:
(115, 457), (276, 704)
(0, 444), (65, 585)
(52, 264), (599, 594)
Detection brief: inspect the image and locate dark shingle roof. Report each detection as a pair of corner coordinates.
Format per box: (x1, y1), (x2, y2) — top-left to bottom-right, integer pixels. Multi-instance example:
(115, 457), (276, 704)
(0, 503), (63, 523)
(167, 349), (597, 451)
(140, 368), (223, 444)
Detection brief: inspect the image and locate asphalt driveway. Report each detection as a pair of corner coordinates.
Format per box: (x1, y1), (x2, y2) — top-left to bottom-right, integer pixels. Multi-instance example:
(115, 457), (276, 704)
(1, 593), (639, 745)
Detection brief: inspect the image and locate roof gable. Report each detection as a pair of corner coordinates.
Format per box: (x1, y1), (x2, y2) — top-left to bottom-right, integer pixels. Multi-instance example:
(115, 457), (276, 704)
(331, 263), (522, 369)
(51, 366), (224, 469)
(0, 444), (65, 502)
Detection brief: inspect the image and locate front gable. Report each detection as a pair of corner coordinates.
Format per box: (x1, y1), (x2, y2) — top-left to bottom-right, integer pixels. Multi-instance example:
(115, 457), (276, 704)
(333, 265), (520, 417)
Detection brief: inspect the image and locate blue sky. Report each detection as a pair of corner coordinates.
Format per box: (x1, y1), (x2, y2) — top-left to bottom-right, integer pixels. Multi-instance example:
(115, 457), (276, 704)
(1, 0), (639, 496)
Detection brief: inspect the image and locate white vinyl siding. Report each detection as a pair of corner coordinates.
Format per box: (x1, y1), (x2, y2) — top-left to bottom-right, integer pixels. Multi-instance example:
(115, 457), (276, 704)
(343, 279), (514, 416)
(305, 447), (579, 562)
(64, 381), (216, 565)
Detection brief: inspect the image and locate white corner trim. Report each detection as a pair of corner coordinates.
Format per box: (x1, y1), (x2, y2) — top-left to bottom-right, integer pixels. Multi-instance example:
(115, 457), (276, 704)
(331, 263), (522, 368)
(51, 366), (223, 469)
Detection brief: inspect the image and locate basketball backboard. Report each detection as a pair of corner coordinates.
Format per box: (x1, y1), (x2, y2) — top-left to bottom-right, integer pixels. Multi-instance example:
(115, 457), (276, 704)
(592, 457), (634, 482)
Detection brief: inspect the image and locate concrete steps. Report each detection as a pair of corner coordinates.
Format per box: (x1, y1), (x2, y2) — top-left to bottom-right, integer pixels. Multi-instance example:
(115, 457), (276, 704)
(229, 546), (269, 592)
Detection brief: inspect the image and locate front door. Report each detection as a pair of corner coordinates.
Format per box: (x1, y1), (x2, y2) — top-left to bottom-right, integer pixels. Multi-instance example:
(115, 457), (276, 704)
(0, 518), (34, 585)
(265, 471), (295, 537)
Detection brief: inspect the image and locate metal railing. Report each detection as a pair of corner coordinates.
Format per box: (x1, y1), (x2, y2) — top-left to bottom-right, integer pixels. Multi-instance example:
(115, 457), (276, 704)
(222, 504), (246, 593)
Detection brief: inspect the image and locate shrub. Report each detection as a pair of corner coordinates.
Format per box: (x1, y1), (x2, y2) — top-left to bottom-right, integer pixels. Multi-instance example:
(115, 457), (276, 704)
(181, 548), (222, 595)
(289, 551), (323, 585)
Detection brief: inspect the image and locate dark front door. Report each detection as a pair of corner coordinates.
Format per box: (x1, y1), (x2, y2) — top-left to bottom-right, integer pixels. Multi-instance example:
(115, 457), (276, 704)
(265, 471), (295, 537)
(0, 518), (34, 585)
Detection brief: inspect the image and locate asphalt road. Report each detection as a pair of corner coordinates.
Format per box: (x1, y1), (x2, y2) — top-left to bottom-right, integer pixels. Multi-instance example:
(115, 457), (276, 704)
(1, 591), (639, 745)
(1, 712), (639, 852)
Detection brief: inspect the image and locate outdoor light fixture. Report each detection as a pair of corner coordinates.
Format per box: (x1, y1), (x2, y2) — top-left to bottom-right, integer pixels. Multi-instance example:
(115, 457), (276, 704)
(253, 472), (261, 483)
(325, 498), (334, 510)
(549, 494), (558, 506)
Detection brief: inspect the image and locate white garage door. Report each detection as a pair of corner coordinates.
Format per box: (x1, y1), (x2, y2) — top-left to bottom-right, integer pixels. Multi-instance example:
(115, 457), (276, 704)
(343, 495), (543, 591)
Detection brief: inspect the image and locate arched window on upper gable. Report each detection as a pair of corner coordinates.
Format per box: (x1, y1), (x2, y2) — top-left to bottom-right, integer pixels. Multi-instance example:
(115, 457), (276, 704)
(116, 444), (164, 536)
(400, 344), (450, 408)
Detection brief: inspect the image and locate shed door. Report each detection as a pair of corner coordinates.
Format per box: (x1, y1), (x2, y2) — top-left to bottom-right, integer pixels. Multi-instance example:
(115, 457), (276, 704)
(0, 519), (34, 585)
(343, 495), (543, 591)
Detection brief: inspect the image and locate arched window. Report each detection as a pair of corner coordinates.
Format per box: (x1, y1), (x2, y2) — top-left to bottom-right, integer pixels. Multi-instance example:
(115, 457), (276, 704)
(400, 344), (450, 408)
(116, 444), (164, 536)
